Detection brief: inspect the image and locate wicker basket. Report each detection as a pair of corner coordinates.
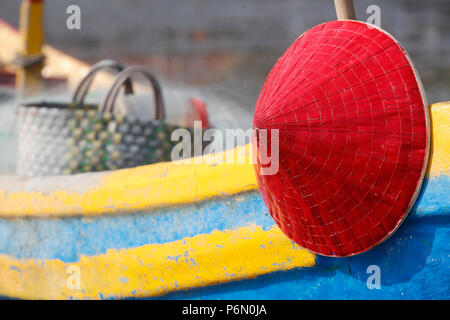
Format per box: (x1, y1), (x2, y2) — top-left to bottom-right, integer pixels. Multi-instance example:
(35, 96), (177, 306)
(17, 62), (199, 177)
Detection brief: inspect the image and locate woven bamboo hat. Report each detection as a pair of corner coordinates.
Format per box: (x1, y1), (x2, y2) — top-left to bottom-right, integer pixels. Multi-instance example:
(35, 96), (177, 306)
(253, 20), (430, 257)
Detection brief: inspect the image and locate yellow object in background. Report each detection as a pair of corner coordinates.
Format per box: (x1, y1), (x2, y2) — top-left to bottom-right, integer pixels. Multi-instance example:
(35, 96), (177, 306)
(15, 0), (45, 97)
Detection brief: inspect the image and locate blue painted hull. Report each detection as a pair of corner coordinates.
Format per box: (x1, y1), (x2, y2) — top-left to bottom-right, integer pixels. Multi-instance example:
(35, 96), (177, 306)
(163, 176), (449, 299)
(1, 175), (447, 299)
(160, 215), (449, 299)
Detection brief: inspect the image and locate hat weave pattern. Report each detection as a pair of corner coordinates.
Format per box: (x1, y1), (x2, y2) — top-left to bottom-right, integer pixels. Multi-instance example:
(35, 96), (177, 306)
(253, 20), (429, 257)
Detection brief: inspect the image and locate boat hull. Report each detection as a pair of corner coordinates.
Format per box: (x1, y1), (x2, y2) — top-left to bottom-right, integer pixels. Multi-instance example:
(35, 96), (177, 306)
(0, 19), (448, 300)
(0, 101), (448, 299)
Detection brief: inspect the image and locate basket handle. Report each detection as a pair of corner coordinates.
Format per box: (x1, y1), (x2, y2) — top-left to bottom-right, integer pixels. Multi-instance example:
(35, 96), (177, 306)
(99, 66), (165, 120)
(72, 59), (133, 106)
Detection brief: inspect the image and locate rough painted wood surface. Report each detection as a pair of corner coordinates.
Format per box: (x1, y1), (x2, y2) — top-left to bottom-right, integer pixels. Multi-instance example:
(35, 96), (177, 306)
(0, 102), (447, 299)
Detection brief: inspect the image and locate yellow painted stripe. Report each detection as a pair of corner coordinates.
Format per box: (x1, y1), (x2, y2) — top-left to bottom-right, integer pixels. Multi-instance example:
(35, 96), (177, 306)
(428, 102), (450, 178)
(1, 22), (448, 217)
(0, 144), (257, 217)
(0, 103), (448, 218)
(0, 225), (315, 300)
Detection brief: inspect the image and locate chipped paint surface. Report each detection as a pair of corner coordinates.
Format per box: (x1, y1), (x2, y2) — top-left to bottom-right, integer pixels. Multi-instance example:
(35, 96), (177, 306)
(160, 215), (450, 300)
(0, 145), (257, 217)
(0, 174), (447, 299)
(0, 20), (448, 299)
(0, 225), (315, 299)
(0, 103), (447, 299)
(0, 103), (447, 218)
(0, 102), (447, 219)
(0, 192), (270, 261)
(0, 178), (446, 262)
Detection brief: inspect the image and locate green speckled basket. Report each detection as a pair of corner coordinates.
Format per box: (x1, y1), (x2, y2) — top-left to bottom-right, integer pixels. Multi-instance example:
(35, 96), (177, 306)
(17, 61), (198, 177)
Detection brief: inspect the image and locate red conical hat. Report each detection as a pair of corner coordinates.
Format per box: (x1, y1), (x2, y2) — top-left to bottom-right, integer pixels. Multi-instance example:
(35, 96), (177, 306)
(253, 20), (429, 257)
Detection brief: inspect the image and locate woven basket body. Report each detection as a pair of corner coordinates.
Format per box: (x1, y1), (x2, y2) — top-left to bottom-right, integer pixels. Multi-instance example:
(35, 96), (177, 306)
(17, 104), (190, 177)
(17, 62), (202, 177)
(17, 103), (75, 176)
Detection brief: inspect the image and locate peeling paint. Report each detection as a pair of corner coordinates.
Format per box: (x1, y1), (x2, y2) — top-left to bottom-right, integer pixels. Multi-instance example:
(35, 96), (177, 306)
(0, 145), (257, 217)
(0, 225), (315, 299)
